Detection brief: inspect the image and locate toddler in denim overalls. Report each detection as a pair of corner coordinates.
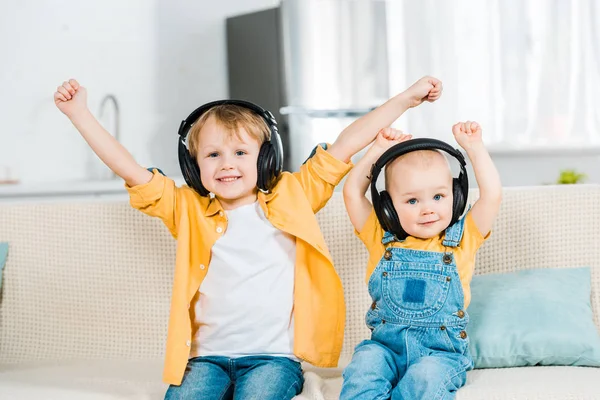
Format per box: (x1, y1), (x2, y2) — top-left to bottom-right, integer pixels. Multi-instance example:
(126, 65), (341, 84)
(341, 121), (502, 399)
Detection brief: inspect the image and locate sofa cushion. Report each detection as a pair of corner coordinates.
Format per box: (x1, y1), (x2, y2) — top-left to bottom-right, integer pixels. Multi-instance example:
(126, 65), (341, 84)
(468, 267), (600, 368)
(459, 366), (600, 399)
(298, 367), (600, 400)
(0, 360), (167, 399)
(0, 360), (326, 399)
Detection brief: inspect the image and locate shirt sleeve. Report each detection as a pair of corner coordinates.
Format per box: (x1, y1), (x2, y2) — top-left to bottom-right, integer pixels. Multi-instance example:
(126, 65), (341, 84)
(125, 169), (181, 238)
(355, 208), (384, 249)
(460, 210), (491, 254)
(356, 208), (386, 279)
(292, 144), (353, 213)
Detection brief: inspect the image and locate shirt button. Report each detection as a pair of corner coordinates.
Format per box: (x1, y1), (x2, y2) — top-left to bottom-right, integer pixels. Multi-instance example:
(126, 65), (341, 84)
(460, 331), (468, 339)
(371, 302), (377, 310)
(384, 250), (392, 260)
(443, 254), (453, 264)
(440, 325), (446, 331)
(186, 340), (191, 347)
(457, 310), (465, 318)
(219, 211), (224, 217)
(216, 226), (223, 234)
(200, 264), (206, 270)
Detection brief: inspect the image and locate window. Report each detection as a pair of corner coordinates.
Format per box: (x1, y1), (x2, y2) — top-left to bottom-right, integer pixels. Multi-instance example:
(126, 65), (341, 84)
(387, 0), (600, 150)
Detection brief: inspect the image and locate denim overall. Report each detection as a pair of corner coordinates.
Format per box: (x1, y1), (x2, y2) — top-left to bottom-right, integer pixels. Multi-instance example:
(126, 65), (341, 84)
(340, 217), (474, 400)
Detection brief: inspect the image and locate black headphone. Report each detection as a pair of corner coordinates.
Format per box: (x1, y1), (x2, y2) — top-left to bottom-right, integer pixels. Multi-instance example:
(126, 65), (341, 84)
(177, 99), (284, 196)
(370, 138), (469, 240)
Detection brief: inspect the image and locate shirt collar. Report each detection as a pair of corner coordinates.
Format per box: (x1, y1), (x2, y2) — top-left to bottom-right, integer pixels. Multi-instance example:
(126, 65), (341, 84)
(204, 190), (278, 217)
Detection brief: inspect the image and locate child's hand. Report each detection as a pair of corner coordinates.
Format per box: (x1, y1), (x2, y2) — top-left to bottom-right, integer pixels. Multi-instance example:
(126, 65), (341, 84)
(404, 76), (442, 108)
(452, 121), (483, 150)
(54, 79), (88, 118)
(373, 128), (412, 151)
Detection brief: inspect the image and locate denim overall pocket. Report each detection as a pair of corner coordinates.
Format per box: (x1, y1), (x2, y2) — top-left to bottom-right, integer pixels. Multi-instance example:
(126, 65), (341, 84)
(382, 269), (451, 319)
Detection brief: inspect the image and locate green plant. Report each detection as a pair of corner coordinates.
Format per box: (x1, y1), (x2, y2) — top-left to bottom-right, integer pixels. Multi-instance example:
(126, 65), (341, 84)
(556, 169), (587, 184)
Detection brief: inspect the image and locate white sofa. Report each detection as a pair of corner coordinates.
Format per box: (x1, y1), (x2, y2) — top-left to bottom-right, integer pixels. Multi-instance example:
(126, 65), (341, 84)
(1, 185), (600, 399)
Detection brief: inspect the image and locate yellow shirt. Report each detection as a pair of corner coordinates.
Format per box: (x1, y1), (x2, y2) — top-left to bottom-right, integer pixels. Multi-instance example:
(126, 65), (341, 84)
(126, 146), (352, 385)
(357, 208), (489, 309)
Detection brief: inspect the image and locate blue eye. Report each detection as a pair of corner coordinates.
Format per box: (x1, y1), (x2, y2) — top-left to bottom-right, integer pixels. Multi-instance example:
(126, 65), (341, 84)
(433, 194), (442, 201)
(236, 150), (246, 156)
(208, 152), (219, 158)
(407, 198), (417, 205)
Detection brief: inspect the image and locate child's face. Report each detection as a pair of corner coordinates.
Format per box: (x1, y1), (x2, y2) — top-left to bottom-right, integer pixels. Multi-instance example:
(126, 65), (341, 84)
(196, 116), (260, 210)
(387, 154), (454, 239)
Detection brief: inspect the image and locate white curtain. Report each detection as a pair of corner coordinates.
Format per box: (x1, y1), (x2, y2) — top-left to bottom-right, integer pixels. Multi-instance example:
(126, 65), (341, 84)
(386, 0), (600, 149)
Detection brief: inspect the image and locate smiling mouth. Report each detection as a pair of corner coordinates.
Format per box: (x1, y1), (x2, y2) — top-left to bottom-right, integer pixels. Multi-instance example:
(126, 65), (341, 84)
(217, 177), (241, 183)
(419, 220), (438, 226)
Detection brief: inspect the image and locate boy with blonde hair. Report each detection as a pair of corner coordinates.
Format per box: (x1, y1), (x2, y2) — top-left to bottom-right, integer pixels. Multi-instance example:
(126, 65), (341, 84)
(54, 76), (442, 399)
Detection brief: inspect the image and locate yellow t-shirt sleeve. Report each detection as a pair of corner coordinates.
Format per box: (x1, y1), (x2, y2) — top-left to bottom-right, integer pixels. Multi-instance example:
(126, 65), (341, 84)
(356, 208), (386, 281)
(460, 210), (491, 254)
(292, 144), (353, 213)
(356, 208), (383, 248)
(125, 169), (180, 238)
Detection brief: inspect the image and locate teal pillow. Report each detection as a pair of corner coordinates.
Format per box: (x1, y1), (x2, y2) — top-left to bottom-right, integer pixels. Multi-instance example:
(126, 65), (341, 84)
(468, 267), (600, 368)
(0, 242), (7, 290)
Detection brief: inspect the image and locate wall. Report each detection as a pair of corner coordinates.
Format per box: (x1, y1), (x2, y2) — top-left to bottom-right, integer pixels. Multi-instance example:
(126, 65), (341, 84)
(0, 0), (278, 184)
(0, 0), (156, 183)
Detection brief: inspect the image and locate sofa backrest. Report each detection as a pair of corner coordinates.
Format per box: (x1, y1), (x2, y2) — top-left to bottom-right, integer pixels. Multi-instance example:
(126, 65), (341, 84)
(1, 185), (599, 364)
(0, 201), (174, 363)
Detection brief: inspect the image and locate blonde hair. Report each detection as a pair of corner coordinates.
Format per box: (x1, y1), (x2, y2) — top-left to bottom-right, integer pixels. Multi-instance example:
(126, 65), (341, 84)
(187, 104), (270, 158)
(385, 149), (451, 188)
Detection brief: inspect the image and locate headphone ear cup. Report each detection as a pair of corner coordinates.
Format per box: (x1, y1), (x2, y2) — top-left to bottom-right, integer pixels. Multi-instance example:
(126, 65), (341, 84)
(256, 141), (272, 191)
(188, 158), (209, 197)
(451, 177), (466, 224)
(258, 126), (283, 192)
(178, 140), (209, 196)
(269, 128), (284, 176)
(379, 191), (407, 239)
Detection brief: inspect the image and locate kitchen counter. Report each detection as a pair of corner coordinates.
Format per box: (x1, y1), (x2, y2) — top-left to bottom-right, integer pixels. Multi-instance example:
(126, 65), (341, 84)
(0, 176), (186, 203)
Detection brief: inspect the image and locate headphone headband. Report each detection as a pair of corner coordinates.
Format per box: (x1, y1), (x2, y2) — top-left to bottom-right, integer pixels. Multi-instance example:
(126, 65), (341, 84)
(178, 99), (277, 140)
(370, 138), (466, 183)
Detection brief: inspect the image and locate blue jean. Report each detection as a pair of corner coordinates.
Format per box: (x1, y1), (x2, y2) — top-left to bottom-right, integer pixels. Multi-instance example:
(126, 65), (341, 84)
(340, 217), (474, 400)
(341, 340), (470, 400)
(164, 355), (304, 400)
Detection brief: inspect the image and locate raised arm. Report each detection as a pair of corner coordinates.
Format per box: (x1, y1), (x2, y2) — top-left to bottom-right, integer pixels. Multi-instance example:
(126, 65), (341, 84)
(54, 79), (152, 187)
(452, 121), (502, 236)
(327, 76), (442, 163)
(343, 129), (412, 232)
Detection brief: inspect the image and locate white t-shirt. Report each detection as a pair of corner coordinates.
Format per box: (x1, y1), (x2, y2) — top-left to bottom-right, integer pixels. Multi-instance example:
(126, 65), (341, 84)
(189, 201), (297, 359)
